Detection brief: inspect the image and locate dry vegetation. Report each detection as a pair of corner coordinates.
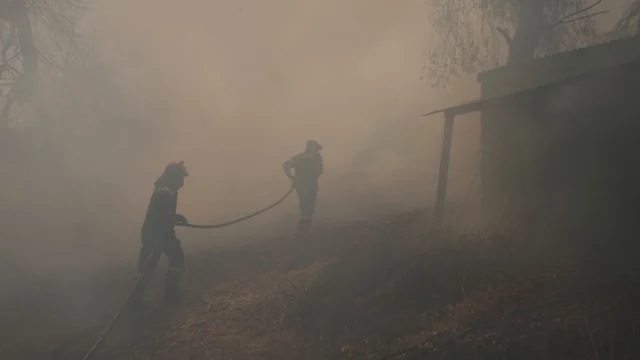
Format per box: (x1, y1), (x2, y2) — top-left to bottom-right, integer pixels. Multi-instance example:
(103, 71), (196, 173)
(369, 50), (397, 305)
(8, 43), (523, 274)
(2, 210), (636, 360)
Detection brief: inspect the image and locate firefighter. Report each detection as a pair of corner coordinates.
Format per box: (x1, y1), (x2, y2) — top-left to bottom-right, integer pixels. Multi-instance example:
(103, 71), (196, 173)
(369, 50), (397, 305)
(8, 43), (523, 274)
(132, 161), (189, 307)
(284, 140), (323, 239)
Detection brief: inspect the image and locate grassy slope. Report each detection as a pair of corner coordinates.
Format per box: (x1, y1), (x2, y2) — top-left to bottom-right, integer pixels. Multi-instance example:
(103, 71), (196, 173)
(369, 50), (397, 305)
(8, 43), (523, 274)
(5, 211), (640, 359)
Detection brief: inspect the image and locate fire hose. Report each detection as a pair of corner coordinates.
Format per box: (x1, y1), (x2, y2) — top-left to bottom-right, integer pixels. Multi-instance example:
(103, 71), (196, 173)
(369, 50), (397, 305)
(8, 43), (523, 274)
(175, 186), (295, 228)
(81, 185), (294, 360)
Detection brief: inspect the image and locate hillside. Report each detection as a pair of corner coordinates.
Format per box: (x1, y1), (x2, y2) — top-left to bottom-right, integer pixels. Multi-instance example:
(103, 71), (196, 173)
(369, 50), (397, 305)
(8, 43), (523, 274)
(2, 211), (639, 360)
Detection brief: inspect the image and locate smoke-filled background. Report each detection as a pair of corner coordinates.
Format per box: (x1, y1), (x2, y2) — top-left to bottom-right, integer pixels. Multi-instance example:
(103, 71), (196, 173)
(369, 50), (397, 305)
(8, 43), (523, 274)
(0, 0), (484, 283)
(0, 0), (634, 285)
(4, 3), (640, 360)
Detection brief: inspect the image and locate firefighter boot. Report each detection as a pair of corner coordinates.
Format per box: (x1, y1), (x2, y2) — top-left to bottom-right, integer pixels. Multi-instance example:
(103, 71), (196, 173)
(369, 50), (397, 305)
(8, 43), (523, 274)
(164, 267), (184, 305)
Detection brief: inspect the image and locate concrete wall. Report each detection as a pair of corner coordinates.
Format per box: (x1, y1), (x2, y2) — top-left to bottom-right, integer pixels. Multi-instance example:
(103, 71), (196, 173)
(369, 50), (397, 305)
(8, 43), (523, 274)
(479, 61), (640, 236)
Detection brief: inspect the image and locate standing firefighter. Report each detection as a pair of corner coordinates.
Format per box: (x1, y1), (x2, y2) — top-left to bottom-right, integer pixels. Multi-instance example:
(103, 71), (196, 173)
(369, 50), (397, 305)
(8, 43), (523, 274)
(284, 140), (323, 239)
(132, 161), (189, 307)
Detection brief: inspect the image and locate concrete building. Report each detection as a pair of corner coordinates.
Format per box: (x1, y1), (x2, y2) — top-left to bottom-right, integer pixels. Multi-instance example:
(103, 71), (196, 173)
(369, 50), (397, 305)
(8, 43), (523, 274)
(427, 36), (640, 232)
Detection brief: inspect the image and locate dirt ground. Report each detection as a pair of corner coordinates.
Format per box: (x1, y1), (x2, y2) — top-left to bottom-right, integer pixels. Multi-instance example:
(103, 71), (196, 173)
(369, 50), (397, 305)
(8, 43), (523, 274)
(1, 211), (639, 360)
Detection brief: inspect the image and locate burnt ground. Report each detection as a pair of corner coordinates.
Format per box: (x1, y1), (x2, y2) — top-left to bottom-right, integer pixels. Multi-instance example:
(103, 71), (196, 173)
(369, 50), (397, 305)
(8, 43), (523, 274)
(1, 211), (640, 360)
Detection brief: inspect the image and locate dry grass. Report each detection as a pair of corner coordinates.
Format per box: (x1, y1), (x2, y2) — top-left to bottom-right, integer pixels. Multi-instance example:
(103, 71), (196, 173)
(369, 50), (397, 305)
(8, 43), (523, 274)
(3, 211), (640, 360)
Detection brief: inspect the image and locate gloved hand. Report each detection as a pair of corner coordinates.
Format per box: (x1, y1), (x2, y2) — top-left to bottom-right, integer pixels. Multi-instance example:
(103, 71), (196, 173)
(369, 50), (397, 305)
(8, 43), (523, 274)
(174, 214), (188, 225)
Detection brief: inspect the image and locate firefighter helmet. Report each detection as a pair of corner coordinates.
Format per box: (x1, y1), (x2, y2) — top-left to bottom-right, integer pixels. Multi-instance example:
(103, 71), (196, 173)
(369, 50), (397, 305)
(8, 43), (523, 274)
(164, 160), (189, 177)
(306, 140), (323, 151)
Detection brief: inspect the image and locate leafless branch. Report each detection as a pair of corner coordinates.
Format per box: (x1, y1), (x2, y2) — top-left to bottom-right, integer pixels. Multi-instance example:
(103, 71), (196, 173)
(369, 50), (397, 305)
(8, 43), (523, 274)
(0, 27), (16, 77)
(559, 0), (603, 22)
(547, 0), (604, 29)
(563, 11), (607, 25)
(549, 10), (608, 30)
(614, 1), (640, 36)
(0, 84), (17, 124)
(0, 53), (21, 81)
(496, 26), (512, 44)
(38, 50), (64, 70)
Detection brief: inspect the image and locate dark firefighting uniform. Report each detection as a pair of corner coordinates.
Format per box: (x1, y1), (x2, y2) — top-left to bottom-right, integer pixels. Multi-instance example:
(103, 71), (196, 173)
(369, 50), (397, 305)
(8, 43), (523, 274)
(134, 185), (185, 304)
(284, 151), (323, 237)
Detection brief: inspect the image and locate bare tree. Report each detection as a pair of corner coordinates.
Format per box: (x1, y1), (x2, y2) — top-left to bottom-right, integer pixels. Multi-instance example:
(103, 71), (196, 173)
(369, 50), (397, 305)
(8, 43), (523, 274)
(614, 1), (640, 37)
(426, 0), (607, 85)
(0, 0), (86, 125)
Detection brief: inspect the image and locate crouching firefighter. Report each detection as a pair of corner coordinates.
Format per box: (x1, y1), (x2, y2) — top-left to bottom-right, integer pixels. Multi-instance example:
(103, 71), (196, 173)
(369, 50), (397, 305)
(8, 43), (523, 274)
(284, 140), (323, 240)
(132, 161), (190, 307)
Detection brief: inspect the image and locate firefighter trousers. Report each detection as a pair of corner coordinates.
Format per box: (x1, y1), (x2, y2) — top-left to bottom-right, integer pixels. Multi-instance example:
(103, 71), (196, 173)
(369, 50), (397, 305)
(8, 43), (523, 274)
(133, 234), (185, 304)
(295, 185), (317, 240)
(296, 185), (317, 219)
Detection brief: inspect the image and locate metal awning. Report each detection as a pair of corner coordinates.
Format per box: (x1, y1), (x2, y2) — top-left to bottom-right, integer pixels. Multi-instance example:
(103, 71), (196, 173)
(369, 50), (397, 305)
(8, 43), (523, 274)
(421, 58), (637, 119)
(421, 98), (487, 118)
(421, 86), (534, 118)
(425, 49), (640, 229)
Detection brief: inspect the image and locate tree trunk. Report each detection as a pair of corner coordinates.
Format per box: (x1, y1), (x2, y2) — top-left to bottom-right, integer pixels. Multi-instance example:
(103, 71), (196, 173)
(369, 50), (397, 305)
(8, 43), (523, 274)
(507, 0), (545, 65)
(9, 0), (37, 92)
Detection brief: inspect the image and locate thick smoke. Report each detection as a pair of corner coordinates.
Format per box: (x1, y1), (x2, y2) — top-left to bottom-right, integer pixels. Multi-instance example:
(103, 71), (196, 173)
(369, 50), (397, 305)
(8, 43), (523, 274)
(1, 0), (487, 280)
